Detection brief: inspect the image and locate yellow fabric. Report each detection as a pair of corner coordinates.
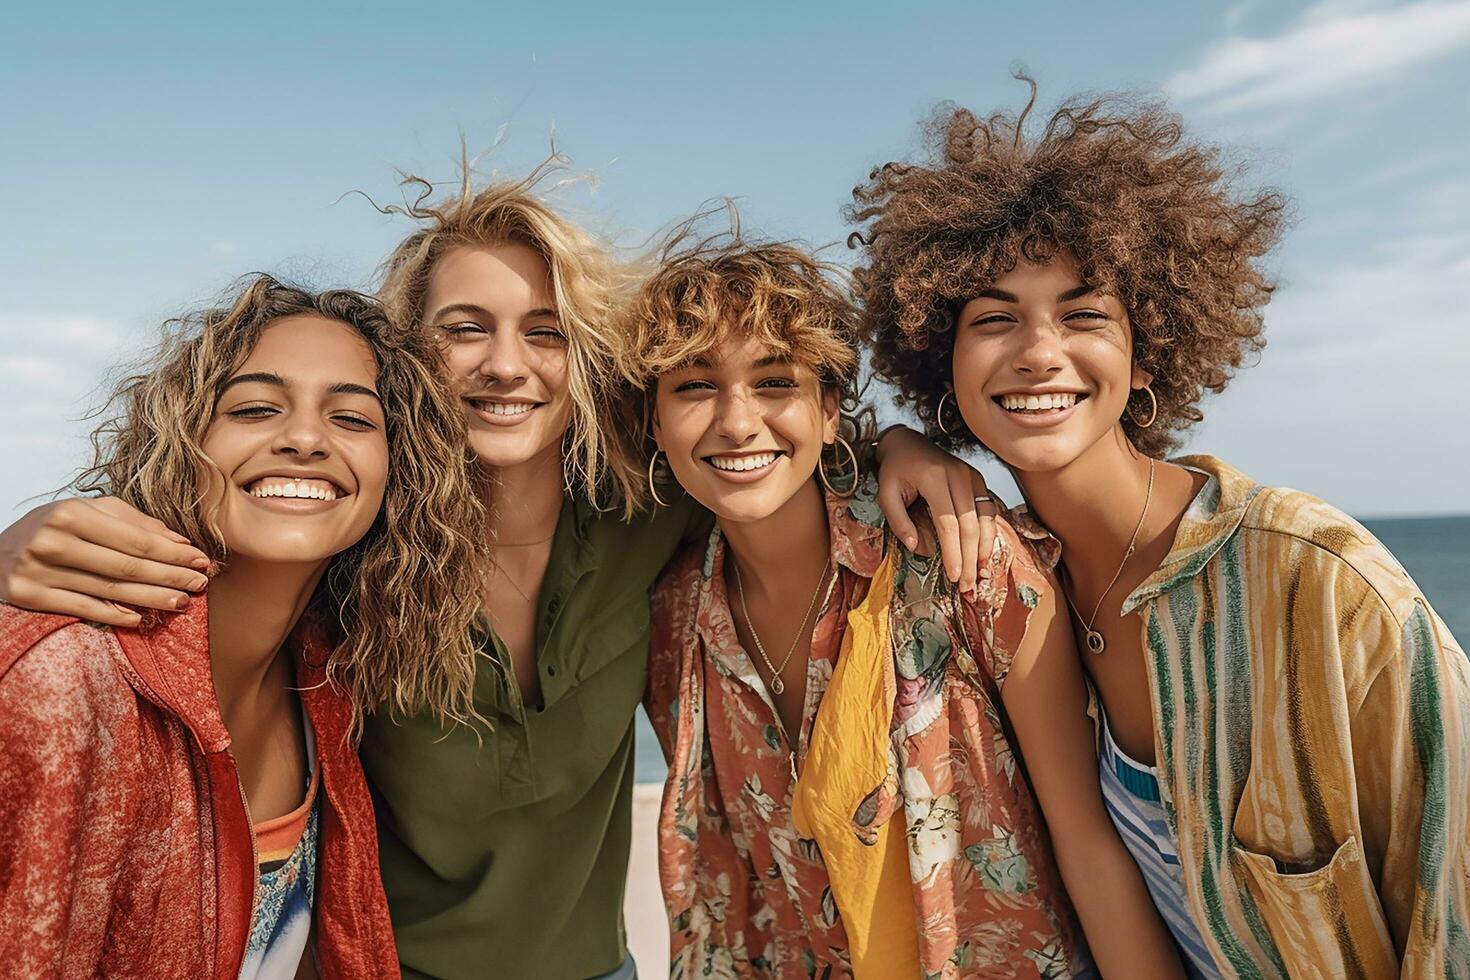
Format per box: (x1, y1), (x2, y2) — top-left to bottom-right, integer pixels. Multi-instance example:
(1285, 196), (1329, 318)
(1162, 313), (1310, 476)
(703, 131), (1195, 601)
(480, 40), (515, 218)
(792, 550), (920, 980)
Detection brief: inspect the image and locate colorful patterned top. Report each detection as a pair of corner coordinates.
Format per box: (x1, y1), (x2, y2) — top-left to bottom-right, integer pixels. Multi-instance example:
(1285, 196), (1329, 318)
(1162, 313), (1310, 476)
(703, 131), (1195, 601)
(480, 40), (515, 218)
(646, 479), (1090, 979)
(1024, 454), (1470, 979)
(241, 723), (320, 980)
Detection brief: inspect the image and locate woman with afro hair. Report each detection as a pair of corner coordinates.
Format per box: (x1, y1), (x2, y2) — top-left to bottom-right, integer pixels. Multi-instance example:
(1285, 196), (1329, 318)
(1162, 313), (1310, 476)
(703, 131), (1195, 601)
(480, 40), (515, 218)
(850, 81), (1469, 978)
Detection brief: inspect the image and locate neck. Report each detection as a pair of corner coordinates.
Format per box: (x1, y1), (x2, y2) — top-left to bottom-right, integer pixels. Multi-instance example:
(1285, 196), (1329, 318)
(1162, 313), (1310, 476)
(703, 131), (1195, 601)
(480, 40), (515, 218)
(1015, 426), (1163, 583)
(488, 444), (566, 546)
(206, 556), (327, 729)
(720, 478), (832, 602)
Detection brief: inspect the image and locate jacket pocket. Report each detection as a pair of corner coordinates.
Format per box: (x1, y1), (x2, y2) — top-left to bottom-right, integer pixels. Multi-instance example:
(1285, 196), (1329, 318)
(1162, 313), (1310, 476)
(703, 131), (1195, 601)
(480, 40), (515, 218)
(1231, 834), (1397, 979)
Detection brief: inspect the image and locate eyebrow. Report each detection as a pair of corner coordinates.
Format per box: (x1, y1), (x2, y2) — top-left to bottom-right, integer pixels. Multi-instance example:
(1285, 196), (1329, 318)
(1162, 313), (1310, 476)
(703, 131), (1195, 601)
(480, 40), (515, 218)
(219, 371), (381, 402)
(1057, 284), (1097, 302)
(972, 284), (1098, 304)
(685, 353), (794, 370)
(429, 303), (559, 322)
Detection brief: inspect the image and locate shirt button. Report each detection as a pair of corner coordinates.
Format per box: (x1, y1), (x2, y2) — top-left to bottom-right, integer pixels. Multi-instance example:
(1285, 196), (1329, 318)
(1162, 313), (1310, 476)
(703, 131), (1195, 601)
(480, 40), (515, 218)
(546, 665), (557, 676)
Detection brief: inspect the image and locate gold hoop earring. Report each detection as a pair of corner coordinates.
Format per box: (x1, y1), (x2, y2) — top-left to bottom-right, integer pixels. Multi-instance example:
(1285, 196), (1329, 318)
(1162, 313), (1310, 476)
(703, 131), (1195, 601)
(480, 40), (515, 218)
(647, 450), (672, 507)
(818, 436), (859, 498)
(935, 389), (957, 436)
(1129, 384), (1158, 429)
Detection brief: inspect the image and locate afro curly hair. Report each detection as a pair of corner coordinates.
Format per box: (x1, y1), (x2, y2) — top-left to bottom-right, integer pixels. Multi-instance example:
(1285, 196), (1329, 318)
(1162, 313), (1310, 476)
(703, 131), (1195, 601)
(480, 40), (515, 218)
(848, 78), (1289, 458)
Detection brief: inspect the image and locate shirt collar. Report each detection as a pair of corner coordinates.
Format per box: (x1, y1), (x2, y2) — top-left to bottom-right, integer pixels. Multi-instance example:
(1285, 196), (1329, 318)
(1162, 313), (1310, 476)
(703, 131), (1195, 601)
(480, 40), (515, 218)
(696, 480), (887, 591)
(1009, 454), (1261, 615)
(1121, 454), (1261, 614)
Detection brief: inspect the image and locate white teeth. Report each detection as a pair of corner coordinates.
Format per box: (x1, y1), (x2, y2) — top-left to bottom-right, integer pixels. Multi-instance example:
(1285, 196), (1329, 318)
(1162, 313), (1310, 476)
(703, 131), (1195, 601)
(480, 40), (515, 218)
(248, 478), (339, 501)
(709, 452), (779, 472)
(1001, 392), (1079, 412)
(477, 401), (535, 416)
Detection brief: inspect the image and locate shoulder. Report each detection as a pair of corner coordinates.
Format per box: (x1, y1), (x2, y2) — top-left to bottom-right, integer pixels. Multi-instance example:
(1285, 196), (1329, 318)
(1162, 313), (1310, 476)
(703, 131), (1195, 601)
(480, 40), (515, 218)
(1236, 485), (1423, 628)
(650, 537), (708, 627)
(0, 612), (139, 764)
(1, 607), (124, 697)
(587, 494), (710, 573)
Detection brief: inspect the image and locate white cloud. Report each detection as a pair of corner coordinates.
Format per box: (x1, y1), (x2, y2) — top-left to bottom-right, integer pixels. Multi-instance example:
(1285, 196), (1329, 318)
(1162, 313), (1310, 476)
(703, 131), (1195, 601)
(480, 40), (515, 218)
(1265, 230), (1470, 356)
(1167, 0), (1470, 114)
(1177, 223), (1470, 515)
(0, 314), (138, 518)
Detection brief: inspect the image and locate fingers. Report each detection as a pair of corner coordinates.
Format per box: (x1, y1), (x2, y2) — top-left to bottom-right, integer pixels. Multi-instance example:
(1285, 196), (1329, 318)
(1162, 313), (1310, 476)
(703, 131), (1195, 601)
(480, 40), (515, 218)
(948, 466), (981, 597)
(877, 480), (920, 551)
(971, 470), (1001, 568)
(26, 535), (209, 595)
(927, 489), (963, 585)
(2, 584), (142, 628)
(40, 567), (194, 613)
(93, 496), (195, 546)
(46, 501), (209, 578)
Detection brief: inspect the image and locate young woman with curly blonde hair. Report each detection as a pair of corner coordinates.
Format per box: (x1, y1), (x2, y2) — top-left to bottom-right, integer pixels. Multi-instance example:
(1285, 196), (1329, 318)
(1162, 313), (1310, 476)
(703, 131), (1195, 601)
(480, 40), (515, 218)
(627, 221), (1185, 978)
(851, 83), (1470, 978)
(0, 275), (486, 978)
(0, 162), (1001, 978)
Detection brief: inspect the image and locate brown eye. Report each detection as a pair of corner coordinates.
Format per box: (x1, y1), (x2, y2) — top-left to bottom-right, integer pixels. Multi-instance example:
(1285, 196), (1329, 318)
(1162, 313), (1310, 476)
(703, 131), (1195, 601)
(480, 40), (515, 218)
(333, 413), (377, 431)
(227, 405), (278, 419)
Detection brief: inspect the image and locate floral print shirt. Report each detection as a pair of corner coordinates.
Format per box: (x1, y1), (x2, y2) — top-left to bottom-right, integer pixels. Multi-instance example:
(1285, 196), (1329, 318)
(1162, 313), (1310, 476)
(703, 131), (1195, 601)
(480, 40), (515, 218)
(646, 480), (1090, 979)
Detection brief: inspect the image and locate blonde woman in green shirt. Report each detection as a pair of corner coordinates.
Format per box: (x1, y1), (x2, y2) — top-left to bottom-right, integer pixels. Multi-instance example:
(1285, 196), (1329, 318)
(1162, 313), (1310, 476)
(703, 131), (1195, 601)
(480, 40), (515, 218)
(0, 165), (1002, 979)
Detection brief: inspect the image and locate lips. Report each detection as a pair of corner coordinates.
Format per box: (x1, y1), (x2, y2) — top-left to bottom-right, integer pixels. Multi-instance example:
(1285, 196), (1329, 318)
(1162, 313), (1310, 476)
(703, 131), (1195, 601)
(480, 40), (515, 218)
(997, 391), (1083, 412)
(466, 397), (542, 426)
(701, 450), (785, 482)
(245, 476), (343, 500)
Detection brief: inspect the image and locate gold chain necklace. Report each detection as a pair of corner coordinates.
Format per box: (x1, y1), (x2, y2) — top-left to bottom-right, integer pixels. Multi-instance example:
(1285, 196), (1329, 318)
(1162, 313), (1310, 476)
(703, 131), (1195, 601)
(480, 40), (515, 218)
(1061, 458), (1155, 655)
(731, 556), (832, 696)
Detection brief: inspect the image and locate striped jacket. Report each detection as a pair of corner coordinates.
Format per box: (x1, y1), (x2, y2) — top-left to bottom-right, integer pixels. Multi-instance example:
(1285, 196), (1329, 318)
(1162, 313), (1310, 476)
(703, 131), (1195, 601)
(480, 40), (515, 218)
(1056, 455), (1469, 978)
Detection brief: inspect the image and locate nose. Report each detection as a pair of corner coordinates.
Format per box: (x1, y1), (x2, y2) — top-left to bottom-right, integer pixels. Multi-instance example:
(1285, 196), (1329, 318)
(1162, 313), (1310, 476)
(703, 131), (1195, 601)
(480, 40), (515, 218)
(713, 387), (761, 445)
(475, 330), (530, 386)
(1012, 320), (1065, 378)
(273, 412), (331, 460)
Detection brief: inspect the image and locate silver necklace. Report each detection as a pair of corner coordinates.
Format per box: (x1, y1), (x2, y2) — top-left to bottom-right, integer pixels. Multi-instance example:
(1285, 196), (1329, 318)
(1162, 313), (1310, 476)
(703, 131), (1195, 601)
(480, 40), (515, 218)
(1061, 458), (1155, 655)
(731, 556), (832, 696)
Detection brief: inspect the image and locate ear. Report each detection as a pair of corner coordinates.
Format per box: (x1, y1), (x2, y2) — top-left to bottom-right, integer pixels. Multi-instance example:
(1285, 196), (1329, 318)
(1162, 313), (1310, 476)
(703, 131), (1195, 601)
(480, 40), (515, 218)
(1130, 364), (1154, 391)
(821, 387), (841, 444)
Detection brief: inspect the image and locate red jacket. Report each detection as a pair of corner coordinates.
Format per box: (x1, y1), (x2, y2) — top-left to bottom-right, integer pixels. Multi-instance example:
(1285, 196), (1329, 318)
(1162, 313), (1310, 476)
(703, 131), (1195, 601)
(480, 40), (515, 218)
(0, 599), (400, 979)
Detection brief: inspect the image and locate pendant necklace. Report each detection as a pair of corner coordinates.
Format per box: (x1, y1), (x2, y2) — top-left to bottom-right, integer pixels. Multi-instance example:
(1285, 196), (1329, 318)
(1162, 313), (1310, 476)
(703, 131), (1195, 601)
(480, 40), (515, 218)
(1061, 458), (1155, 656)
(732, 555), (832, 696)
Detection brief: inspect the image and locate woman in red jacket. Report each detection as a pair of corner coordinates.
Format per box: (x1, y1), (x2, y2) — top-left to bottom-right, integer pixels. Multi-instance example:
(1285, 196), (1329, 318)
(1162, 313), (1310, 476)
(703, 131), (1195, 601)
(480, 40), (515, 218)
(0, 275), (486, 979)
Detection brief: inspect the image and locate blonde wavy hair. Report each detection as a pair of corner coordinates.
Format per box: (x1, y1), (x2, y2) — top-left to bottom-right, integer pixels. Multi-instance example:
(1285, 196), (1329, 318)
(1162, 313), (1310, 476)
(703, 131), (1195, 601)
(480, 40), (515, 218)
(74, 274), (489, 737)
(620, 212), (871, 493)
(376, 156), (646, 516)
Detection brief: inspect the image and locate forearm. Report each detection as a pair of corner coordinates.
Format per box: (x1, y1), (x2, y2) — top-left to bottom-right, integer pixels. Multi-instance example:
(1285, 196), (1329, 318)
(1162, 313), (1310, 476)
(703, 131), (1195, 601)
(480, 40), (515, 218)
(1053, 834), (1186, 978)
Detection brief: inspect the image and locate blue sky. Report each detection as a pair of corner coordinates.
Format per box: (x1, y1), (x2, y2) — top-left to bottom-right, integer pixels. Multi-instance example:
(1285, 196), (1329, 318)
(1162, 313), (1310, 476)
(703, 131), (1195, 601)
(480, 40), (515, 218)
(2, 0), (1468, 518)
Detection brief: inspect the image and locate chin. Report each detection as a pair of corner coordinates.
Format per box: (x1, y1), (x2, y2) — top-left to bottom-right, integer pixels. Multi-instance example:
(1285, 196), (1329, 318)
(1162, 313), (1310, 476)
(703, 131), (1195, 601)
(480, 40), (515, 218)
(220, 520), (364, 566)
(983, 432), (1095, 475)
(466, 429), (545, 468)
(224, 541), (346, 566)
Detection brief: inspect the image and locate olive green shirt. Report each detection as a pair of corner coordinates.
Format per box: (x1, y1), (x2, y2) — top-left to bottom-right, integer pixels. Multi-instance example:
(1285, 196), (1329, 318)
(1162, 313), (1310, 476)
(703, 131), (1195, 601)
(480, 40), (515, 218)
(363, 493), (705, 979)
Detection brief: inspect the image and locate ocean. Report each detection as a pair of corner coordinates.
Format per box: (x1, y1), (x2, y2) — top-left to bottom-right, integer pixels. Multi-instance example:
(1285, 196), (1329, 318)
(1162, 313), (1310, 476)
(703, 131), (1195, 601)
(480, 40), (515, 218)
(634, 514), (1469, 783)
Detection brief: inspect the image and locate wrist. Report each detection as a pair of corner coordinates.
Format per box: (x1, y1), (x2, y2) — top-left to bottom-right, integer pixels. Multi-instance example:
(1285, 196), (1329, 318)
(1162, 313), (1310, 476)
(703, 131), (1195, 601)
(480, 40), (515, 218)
(873, 423), (914, 458)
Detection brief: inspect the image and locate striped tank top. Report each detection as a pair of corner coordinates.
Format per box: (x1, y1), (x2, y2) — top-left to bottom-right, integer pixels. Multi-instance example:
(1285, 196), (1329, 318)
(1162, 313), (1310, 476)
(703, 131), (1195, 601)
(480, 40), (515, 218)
(1097, 712), (1221, 979)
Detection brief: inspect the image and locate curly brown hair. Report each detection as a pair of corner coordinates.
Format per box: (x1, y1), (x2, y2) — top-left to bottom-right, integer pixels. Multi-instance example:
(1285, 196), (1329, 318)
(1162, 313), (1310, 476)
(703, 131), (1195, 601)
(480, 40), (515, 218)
(848, 80), (1289, 457)
(75, 274), (489, 737)
(619, 211), (871, 495)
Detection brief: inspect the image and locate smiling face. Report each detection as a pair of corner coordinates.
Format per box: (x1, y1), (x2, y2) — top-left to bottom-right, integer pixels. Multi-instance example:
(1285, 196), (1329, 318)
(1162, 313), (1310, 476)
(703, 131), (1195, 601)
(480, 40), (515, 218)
(200, 314), (388, 565)
(950, 253), (1152, 474)
(424, 243), (573, 473)
(653, 336), (839, 525)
